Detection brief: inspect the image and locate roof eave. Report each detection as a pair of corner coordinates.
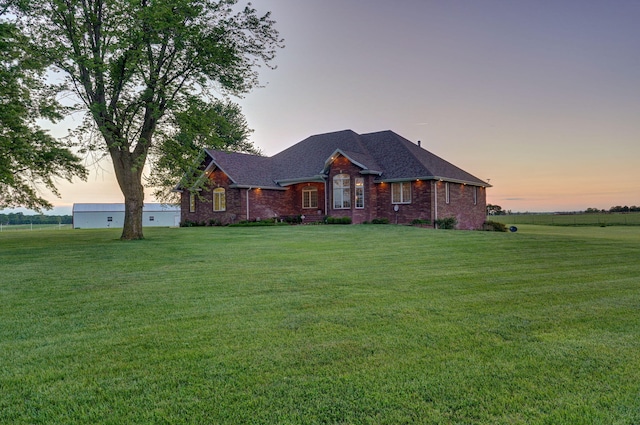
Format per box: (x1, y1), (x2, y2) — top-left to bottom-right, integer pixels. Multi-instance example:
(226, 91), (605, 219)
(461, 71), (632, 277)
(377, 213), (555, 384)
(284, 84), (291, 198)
(229, 184), (288, 191)
(322, 148), (370, 173)
(360, 169), (383, 176)
(275, 175), (327, 186)
(375, 176), (491, 187)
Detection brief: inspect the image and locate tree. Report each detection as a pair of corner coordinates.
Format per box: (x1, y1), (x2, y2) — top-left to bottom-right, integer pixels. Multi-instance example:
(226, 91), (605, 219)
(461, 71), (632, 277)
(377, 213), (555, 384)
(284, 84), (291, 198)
(149, 97), (259, 204)
(486, 204), (505, 216)
(0, 6), (87, 211)
(13, 0), (282, 239)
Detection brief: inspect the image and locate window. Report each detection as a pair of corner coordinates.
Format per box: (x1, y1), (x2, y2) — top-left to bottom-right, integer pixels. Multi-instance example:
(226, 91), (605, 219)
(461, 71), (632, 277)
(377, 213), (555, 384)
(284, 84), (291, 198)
(107, 216), (113, 222)
(355, 178), (364, 209)
(333, 174), (351, 209)
(189, 193), (196, 212)
(391, 182), (411, 204)
(445, 182), (450, 204)
(473, 186), (478, 205)
(213, 187), (226, 211)
(302, 186), (318, 209)
(149, 216), (155, 222)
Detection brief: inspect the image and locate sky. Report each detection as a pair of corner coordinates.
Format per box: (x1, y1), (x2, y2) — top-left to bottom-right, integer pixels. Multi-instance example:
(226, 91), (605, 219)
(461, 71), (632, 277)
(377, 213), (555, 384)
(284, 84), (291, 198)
(7, 0), (640, 214)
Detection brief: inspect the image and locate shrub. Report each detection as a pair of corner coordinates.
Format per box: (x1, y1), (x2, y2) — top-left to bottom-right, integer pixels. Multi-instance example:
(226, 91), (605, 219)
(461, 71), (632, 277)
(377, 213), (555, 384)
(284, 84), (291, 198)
(410, 218), (430, 226)
(435, 217), (457, 229)
(371, 217), (390, 224)
(180, 219), (206, 227)
(325, 216), (352, 224)
(282, 215), (302, 224)
(229, 219), (285, 227)
(483, 220), (507, 232)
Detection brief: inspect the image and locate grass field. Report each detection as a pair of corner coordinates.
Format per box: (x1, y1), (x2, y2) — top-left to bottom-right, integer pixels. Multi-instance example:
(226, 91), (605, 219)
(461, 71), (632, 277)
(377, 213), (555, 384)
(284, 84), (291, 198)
(0, 223), (72, 232)
(488, 212), (640, 226)
(1, 225), (639, 424)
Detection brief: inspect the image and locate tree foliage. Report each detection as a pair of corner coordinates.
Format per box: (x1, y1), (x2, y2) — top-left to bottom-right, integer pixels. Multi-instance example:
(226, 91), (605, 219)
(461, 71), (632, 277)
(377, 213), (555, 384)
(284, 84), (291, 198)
(486, 204), (505, 215)
(12, 0), (282, 239)
(609, 205), (640, 213)
(149, 97), (259, 203)
(0, 6), (86, 211)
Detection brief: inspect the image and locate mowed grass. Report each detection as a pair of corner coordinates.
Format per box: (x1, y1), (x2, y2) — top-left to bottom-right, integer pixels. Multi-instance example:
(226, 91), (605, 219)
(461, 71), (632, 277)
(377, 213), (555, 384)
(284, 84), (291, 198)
(1, 225), (639, 424)
(489, 212), (640, 226)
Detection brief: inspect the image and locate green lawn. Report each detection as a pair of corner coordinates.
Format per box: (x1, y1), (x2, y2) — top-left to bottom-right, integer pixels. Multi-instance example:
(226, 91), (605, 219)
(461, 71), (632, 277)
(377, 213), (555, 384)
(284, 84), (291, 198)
(1, 225), (639, 424)
(488, 212), (640, 226)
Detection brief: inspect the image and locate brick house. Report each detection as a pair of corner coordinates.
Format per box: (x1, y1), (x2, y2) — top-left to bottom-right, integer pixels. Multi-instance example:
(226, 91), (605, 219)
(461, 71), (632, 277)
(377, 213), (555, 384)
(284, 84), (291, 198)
(177, 130), (490, 229)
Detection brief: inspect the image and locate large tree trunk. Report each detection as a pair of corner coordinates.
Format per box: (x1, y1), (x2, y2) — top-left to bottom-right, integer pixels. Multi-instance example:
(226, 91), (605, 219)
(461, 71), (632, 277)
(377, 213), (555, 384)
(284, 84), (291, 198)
(112, 150), (146, 240)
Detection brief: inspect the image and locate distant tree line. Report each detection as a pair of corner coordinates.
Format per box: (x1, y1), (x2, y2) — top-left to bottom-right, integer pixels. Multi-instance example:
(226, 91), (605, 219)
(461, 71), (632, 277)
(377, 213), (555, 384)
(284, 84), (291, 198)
(586, 206), (640, 213)
(0, 212), (72, 224)
(489, 204), (640, 215)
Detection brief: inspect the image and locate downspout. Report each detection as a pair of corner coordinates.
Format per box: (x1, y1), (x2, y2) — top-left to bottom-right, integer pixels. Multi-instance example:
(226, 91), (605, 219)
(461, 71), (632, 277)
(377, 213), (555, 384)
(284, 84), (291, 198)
(433, 181), (438, 228)
(324, 178), (328, 215)
(246, 187), (252, 221)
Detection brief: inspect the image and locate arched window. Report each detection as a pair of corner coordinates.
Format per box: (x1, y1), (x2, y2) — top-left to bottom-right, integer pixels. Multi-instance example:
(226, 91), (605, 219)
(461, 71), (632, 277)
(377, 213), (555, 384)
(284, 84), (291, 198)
(302, 186), (318, 209)
(213, 187), (226, 211)
(333, 174), (351, 209)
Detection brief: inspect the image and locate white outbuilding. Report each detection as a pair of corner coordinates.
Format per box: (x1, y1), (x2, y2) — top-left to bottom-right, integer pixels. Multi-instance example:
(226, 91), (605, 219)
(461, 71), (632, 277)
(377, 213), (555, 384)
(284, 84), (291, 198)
(72, 203), (181, 229)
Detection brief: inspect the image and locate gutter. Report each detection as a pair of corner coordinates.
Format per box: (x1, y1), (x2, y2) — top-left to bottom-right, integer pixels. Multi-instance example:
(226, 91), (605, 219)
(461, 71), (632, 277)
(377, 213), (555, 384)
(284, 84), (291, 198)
(434, 181), (438, 226)
(246, 187), (251, 220)
(376, 176), (491, 187)
(274, 175), (326, 186)
(230, 184), (287, 191)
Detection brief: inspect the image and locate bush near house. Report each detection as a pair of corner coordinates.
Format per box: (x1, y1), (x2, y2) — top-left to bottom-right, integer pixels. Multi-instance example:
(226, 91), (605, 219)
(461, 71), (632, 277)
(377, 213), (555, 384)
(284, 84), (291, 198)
(325, 216), (352, 224)
(371, 217), (390, 224)
(435, 216), (457, 229)
(483, 220), (508, 232)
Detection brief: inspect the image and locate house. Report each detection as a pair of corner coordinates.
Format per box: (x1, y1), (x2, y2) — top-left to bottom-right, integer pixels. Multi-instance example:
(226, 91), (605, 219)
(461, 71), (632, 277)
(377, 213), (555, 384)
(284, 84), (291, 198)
(177, 130), (490, 229)
(73, 203), (180, 229)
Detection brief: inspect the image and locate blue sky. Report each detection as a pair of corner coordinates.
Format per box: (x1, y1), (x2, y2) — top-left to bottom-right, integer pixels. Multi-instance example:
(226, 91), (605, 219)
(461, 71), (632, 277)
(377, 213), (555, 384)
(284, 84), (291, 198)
(7, 0), (640, 214)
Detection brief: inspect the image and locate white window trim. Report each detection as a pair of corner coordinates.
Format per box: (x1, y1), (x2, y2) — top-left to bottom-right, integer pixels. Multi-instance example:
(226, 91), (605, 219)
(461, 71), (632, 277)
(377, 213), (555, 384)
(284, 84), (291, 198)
(391, 182), (411, 204)
(473, 186), (478, 205)
(213, 187), (226, 212)
(302, 186), (318, 209)
(355, 178), (364, 209)
(445, 182), (450, 204)
(333, 174), (351, 209)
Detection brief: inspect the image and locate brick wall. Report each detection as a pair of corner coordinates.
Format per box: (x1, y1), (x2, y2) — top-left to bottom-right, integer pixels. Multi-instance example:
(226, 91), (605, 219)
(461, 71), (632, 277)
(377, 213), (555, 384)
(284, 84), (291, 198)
(435, 181), (486, 230)
(180, 170), (241, 225)
(180, 155), (487, 229)
(243, 188), (291, 221)
(374, 180), (433, 224)
(326, 156), (371, 223)
(288, 182), (326, 220)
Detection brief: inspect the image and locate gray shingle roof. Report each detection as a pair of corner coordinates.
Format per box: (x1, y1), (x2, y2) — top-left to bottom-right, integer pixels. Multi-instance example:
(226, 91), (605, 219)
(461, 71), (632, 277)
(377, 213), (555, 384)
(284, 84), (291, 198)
(204, 150), (279, 189)
(202, 130), (489, 188)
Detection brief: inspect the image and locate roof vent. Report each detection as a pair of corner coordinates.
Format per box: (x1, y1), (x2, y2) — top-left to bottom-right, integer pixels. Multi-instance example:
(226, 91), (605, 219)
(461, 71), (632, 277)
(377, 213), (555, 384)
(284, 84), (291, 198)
(417, 140), (421, 147)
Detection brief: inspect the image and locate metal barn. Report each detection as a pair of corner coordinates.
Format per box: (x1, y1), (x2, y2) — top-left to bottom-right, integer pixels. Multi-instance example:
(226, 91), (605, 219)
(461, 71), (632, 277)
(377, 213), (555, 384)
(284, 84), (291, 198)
(72, 203), (180, 229)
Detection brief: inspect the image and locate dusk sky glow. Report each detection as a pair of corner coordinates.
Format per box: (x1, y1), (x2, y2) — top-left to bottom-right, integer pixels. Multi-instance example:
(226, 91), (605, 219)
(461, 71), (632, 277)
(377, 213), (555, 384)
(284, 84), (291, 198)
(10, 0), (640, 214)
